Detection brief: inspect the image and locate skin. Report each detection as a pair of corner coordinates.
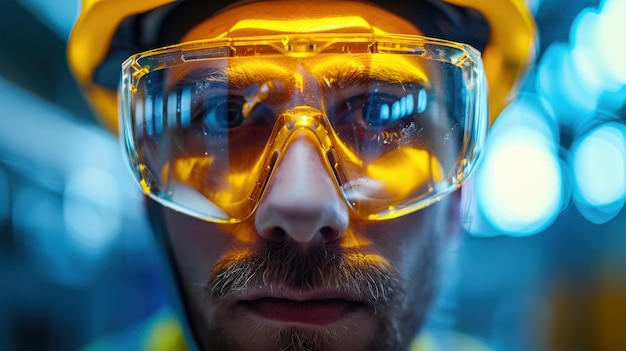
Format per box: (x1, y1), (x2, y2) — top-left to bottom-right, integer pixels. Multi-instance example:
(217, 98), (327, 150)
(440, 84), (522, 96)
(149, 1), (462, 350)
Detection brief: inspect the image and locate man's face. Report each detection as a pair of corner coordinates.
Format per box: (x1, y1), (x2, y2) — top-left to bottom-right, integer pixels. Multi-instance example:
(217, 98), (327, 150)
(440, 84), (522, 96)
(148, 1), (462, 350)
(153, 187), (458, 351)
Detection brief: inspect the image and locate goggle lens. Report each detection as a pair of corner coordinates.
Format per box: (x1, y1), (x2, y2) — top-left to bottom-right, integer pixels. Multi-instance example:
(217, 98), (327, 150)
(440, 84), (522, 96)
(120, 34), (487, 223)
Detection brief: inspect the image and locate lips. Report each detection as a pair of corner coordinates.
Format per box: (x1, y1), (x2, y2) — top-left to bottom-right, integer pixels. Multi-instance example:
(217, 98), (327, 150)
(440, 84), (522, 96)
(239, 295), (364, 326)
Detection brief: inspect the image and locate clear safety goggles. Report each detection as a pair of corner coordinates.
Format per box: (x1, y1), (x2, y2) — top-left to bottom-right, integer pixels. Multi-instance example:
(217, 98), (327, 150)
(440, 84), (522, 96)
(120, 33), (488, 223)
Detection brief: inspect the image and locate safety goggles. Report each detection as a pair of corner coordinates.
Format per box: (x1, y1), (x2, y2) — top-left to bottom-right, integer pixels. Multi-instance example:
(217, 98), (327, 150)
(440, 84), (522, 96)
(120, 33), (488, 223)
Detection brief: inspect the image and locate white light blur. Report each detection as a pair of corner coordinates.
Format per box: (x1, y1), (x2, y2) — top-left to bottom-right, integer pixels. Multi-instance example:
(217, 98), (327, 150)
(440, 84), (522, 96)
(570, 8), (625, 93)
(538, 2), (626, 131)
(596, 0), (626, 85)
(536, 43), (599, 123)
(475, 96), (563, 236)
(64, 167), (122, 253)
(571, 122), (626, 224)
(532, 1), (626, 227)
(477, 130), (562, 235)
(570, 9), (618, 94)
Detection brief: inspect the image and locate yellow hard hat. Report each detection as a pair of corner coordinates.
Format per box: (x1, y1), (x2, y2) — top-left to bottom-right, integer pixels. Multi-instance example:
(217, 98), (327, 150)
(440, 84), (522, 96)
(68, 0), (536, 132)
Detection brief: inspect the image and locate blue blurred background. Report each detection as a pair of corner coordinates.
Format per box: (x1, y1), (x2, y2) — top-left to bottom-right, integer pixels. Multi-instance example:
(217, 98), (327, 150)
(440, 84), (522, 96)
(1, 0), (626, 350)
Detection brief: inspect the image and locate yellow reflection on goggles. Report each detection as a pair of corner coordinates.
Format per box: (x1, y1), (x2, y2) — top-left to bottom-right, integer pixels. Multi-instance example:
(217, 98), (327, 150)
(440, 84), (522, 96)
(364, 147), (443, 199)
(161, 47), (437, 221)
(171, 53), (428, 98)
(310, 54), (428, 87)
(168, 151), (269, 221)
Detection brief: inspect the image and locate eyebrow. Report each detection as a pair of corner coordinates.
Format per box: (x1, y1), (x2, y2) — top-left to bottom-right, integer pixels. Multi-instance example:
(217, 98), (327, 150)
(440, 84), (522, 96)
(308, 55), (429, 89)
(169, 54), (428, 92)
(173, 60), (293, 89)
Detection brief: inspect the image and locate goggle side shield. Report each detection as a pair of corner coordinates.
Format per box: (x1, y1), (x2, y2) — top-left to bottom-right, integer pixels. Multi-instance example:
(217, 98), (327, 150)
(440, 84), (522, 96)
(120, 34), (488, 223)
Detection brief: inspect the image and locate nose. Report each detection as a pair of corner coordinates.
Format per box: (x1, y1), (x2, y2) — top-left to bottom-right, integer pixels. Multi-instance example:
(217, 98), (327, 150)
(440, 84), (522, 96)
(254, 133), (349, 244)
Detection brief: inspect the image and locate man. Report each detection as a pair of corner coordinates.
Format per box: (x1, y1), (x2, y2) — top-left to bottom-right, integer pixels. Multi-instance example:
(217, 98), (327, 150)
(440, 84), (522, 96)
(68, 0), (535, 350)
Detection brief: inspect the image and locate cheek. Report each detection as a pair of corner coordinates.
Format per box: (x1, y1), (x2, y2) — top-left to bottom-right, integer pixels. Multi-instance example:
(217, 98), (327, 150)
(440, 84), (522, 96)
(355, 198), (455, 279)
(161, 208), (238, 284)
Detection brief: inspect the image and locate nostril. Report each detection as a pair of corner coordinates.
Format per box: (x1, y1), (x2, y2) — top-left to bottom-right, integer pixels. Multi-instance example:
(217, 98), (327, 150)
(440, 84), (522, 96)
(319, 226), (341, 243)
(260, 226), (340, 244)
(253, 136), (350, 245)
(261, 227), (287, 243)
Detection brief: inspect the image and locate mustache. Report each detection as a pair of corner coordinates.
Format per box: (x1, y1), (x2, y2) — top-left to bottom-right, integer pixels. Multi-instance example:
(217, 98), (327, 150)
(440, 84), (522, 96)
(206, 240), (401, 308)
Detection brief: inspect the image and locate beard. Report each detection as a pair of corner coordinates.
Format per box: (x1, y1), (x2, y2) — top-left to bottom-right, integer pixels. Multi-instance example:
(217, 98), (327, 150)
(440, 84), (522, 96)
(191, 234), (443, 351)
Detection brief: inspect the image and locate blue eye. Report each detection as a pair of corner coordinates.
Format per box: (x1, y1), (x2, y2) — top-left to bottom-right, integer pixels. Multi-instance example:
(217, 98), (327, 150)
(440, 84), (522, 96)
(197, 96), (246, 129)
(363, 93), (413, 126)
(337, 89), (427, 128)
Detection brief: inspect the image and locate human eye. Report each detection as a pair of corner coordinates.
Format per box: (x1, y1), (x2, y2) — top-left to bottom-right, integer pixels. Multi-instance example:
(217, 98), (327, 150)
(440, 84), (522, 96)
(332, 85), (428, 129)
(192, 94), (246, 130)
(186, 84), (276, 133)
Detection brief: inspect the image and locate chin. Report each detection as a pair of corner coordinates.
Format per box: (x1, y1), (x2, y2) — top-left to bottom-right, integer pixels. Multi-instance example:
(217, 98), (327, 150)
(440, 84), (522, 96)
(148, 197), (453, 351)
(211, 305), (381, 351)
(184, 245), (440, 351)
(199, 300), (415, 351)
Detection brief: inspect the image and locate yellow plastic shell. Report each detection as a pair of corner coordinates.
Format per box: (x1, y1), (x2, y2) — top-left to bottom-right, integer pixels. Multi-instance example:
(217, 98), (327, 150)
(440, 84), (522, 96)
(68, 0), (175, 132)
(68, 0), (535, 132)
(445, 0), (536, 124)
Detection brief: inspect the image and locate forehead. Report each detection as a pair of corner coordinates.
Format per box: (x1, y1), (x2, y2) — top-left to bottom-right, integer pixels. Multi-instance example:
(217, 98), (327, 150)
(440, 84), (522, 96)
(181, 0), (423, 41)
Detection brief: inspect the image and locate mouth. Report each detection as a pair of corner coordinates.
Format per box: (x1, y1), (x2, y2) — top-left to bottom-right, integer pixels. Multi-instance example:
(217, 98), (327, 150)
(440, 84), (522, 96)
(238, 291), (366, 326)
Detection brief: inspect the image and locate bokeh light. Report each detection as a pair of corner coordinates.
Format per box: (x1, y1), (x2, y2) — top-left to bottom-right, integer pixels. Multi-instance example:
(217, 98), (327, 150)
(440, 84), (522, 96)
(536, 42), (598, 122)
(596, 0), (626, 86)
(571, 122), (626, 224)
(1, 1), (626, 350)
(0, 76), (147, 287)
(474, 95), (563, 236)
(538, 1), (626, 131)
(63, 167), (121, 253)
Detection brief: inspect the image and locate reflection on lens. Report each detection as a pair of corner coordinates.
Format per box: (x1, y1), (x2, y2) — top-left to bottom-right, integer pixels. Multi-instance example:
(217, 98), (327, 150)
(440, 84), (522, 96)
(121, 34), (487, 222)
